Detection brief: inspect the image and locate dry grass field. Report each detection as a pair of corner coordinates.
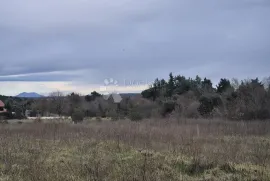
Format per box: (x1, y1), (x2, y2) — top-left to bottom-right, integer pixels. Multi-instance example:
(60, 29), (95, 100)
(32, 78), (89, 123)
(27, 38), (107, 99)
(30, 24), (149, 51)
(0, 118), (270, 181)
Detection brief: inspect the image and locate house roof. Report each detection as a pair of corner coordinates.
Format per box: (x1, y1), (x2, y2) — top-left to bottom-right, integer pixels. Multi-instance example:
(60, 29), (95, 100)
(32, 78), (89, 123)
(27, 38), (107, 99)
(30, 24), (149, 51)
(0, 100), (4, 107)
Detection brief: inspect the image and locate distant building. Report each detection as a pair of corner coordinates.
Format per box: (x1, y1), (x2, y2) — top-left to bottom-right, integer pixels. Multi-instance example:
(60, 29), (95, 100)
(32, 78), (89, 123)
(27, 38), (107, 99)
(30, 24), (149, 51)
(0, 100), (7, 113)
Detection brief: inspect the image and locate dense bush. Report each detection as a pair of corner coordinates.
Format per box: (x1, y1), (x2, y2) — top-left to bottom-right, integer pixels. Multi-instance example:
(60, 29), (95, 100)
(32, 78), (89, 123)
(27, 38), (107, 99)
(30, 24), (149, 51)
(186, 101), (201, 118)
(127, 98), (157, 119)
(198, 94), (222, 117)
(0, 112), (12, 120)
(71, 108), (84, 123)
(128, 111), (143, 121)
(84, 109), (97, 117)
(161, 100), (176, 117)
(106, 109), (119, 121)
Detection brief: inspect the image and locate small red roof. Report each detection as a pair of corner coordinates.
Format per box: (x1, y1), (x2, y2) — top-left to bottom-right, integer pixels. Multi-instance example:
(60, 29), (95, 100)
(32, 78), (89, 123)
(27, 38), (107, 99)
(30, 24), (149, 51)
(0, 100), (4, 107)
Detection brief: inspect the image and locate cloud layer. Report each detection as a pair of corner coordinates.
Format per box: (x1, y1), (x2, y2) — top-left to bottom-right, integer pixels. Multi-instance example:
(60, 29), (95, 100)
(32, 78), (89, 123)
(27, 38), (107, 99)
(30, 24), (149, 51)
(0, 0), (270, 95)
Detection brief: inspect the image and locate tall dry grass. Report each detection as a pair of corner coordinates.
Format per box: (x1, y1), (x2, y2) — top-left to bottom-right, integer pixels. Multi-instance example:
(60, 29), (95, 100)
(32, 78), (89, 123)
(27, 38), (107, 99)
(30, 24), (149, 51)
(0, 118), (270, 180)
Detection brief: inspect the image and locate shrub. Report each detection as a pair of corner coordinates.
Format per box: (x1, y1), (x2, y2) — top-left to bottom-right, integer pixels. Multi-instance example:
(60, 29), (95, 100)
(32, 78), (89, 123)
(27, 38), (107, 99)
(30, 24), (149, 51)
(211, 107), (223, 118)
(0, 114), (8, 124)
(0, 111), (13, 119)
(257, 109), (270, 120)
(198, 94), (222, 117)
(128, 111), (143, 121)
(85, 109), (97, 117)
(151, 108), (162, 118)
(14, 111), (26, 120)
(186, 101), (201, 118)
(106, 109), (119, 121)
(71, 108), (84, 123)
(186, 159), (215, 176)
(161, 100), (175, 117)
(127, 97), (158, 119)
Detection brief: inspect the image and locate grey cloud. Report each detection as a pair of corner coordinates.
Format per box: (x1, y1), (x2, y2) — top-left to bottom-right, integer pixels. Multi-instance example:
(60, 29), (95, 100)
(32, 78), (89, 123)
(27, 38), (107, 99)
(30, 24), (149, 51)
(0, 0), (269, 85)
(0, 72), (79, 82)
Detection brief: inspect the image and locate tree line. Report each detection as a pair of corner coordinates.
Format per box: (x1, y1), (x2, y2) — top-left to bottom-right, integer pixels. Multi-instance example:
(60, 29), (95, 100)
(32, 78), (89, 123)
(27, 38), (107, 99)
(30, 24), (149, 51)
(142, 73), (270, 120)
(1, 74), (270, 122)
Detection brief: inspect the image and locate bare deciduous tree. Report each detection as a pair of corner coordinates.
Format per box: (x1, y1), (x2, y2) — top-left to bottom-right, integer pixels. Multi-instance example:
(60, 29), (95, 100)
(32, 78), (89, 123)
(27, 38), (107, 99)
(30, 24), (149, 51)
(49, 91), (65, 116)
(31, 98), (49, 116)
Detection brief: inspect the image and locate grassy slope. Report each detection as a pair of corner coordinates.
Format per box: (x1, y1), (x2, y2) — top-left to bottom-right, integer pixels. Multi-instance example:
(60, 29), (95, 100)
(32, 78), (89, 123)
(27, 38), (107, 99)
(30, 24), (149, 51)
(0, 119), (270, 181)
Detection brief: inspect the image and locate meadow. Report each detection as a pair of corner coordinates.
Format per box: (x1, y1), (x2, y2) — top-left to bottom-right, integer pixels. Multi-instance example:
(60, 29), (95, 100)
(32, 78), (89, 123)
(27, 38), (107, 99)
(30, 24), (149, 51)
(0, 118), (270, 181)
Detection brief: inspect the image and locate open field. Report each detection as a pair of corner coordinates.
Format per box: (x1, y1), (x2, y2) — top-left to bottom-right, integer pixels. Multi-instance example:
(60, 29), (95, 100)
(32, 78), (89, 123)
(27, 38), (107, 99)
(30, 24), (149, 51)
(0, 119), (270, 181)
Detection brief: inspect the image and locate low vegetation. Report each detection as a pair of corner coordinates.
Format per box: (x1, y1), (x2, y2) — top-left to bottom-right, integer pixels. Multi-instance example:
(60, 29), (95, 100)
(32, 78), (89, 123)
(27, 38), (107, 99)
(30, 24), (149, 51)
(0, 119), (270, 180)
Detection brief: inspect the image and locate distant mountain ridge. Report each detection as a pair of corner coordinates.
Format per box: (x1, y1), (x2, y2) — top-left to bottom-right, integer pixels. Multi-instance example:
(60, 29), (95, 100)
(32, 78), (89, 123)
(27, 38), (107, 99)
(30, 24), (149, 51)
(16, 92), (44, 98)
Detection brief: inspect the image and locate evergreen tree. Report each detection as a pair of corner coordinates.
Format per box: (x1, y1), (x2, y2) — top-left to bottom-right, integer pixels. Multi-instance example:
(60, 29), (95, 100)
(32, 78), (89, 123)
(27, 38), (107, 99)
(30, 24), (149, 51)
(166, 72), (175, 97)
(202, 78), (213, 93)
(216, 78), (232, 93)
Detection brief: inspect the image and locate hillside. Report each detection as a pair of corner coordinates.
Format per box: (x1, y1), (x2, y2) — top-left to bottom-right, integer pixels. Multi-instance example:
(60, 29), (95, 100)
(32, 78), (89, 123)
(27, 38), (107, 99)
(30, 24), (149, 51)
(16, 92), (44, 98)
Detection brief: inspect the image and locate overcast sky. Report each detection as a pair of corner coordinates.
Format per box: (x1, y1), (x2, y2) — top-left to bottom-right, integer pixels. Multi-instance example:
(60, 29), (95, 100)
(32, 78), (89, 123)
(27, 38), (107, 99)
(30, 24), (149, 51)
(0, 0), (269, 96)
